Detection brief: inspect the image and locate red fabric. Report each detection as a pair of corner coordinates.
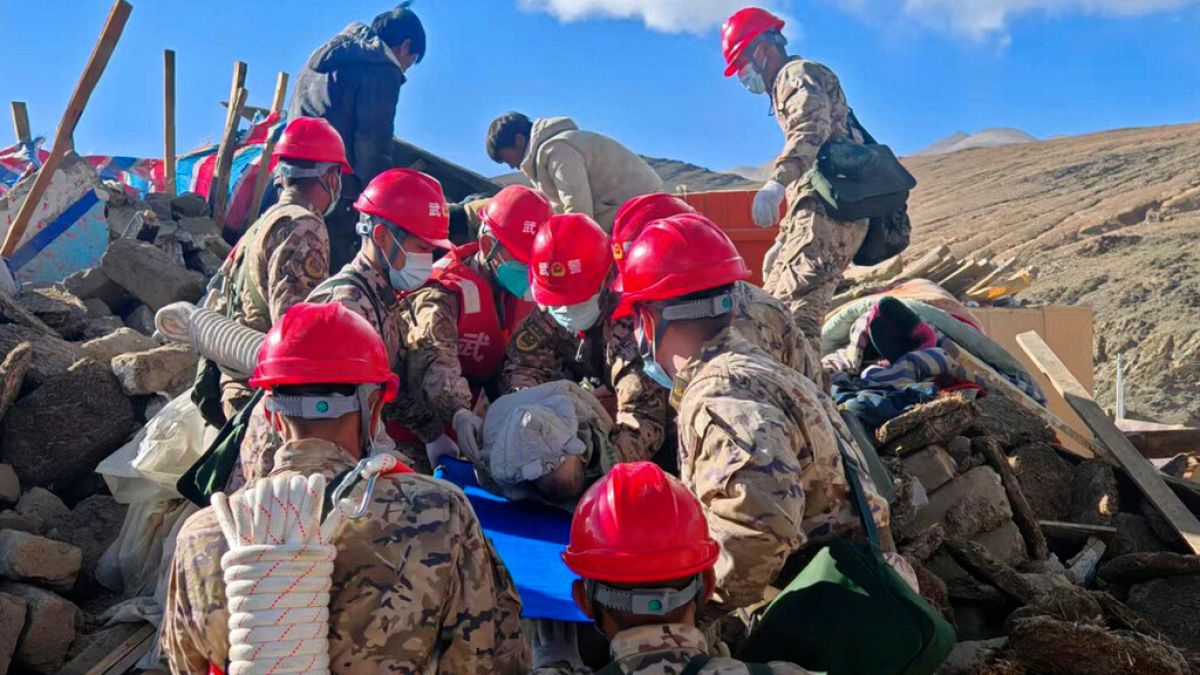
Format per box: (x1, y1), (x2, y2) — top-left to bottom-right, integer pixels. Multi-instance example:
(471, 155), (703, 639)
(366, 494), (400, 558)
(938, 382), (987, 399)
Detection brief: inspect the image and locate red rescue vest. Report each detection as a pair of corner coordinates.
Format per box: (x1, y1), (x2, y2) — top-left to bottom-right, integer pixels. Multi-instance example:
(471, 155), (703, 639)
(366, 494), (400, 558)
(430, 243), (532, 381)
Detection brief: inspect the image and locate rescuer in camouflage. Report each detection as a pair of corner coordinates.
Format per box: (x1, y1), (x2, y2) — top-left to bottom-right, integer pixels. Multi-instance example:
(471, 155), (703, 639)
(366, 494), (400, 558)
(502, 213), (670, 471)
(163, 303), (529, 674)
(614, 214), (890, 619)
(208, 117), (350, 417)
(722, 8), (867, 355)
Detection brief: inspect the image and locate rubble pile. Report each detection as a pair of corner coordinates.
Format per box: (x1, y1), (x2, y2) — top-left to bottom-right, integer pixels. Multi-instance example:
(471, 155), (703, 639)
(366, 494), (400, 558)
(882, 392), (1200, 674)
(0, 190), (217, 672)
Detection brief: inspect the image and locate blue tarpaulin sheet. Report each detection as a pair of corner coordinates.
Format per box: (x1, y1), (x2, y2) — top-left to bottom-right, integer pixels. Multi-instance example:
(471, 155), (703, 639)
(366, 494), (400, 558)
(435, 458), (587, 622)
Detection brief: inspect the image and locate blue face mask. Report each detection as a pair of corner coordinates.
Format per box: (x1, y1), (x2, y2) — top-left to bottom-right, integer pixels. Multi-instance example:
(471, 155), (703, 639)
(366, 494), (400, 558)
(738, 61), (766, 95)
(547, 294), (602, 333)
(635, 320), (673, 389)
(495, 260), (530, 299)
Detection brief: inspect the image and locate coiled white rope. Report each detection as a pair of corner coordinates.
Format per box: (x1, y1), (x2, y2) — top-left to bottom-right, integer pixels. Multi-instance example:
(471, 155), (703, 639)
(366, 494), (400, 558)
(210, 455), (404, 674)
(212, 474), (347, 674)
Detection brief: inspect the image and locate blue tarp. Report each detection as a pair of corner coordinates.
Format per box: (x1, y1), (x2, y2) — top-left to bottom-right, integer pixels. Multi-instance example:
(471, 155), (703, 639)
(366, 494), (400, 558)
(435, 458), (588, 622)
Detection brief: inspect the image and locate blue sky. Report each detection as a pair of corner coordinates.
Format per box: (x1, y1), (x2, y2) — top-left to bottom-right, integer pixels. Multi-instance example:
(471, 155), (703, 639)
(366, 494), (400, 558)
(1, 0), (1197, 178)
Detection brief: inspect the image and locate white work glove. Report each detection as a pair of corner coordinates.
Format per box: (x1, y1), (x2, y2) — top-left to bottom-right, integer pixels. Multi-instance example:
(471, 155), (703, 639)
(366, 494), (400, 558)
(752, 179), (786, 228)
(154, 301), (198, 343)
(424, 434), (459, 470)
(531, 619), (583, 669)
(452, 409), (485, 463)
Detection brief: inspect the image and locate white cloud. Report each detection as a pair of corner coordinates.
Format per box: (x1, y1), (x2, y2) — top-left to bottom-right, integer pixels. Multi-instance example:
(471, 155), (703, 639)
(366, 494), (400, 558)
(516, 0), (786, 34)
(900, 0), (1199, 39)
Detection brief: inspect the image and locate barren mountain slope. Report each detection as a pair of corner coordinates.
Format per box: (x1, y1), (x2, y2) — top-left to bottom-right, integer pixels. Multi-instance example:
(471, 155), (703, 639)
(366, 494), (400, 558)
(903, 122), (1200, 423)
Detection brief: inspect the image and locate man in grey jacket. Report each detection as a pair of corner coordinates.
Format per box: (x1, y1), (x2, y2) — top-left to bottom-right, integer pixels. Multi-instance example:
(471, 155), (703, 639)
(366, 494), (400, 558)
(486, 113), (663, 232)
(289, 3), (426, 268)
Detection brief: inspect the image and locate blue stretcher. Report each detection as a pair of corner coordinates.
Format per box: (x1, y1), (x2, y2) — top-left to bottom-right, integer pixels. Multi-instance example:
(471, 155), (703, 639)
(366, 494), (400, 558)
(435, 458), (588, 622)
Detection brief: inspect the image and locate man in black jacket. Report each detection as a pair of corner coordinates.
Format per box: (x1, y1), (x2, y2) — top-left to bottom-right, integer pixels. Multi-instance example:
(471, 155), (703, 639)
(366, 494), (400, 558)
(289, 3), (426, 268)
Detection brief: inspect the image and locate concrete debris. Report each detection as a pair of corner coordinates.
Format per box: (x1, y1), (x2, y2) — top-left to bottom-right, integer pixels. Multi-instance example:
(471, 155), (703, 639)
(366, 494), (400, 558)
(876, 393), (980, 456)
(15, 487), (69, 524)
(123, 303), (156, 335)
(0, 464), (18, 506)
(111, 342), (199, 397)
(63, 266), (127, 312)
(0, 342), (32, 423)
(1008, 442), (1074, 521)
(16, 285), (89, 340)
(0, 325), (80, 388)
(915, 466), (1012, 539)
(100, 238), (205, 311)
(0, 359), (137, 488)
(0, 581), (82, 673)
(974, 520), (1028, 565)
(899, 445), (957, 492)
(1068, 460), (1121, 526)
(0, 530), (82, 592)
(79, 327), (160, 364)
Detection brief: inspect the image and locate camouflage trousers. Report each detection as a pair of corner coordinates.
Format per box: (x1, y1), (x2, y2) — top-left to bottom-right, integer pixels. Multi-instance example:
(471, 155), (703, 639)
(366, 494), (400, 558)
(763, 197), (868, 356)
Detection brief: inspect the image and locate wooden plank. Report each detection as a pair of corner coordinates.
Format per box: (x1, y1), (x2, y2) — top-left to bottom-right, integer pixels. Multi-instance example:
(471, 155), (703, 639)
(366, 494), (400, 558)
(10, 101), (30, 143)
(942, 338), (1097, 458)
(943, 258), (992, 295)
(162, 49), (177, 198)
(209, 60), (248, 231)
(0, 0), (132, 258)
(935, 258), (973, 285)
(247, 71), (289, 227)
(1016, 331), (1200, 555)
(99, 627), (155, 675)
(58, 622), (154, 675)
(1039, 520), (1117, 543)
(896, 244), (950, 281)
(1125, 428), (1200, 459)
(966, 257), (1016, 296)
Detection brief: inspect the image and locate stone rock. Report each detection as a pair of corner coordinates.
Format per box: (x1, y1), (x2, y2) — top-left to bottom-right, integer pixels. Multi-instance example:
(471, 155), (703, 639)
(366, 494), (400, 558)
(975, 520), (1028, 565)
(0, 530), (82, 591)
(79, 327), (159, 365)
(0, 289), (57, 335)
(0, 591), (27, 674)
(63, 267), (127, 311)
(1001, 617), (1190, 675)
(877, 394), (980, 456)
(915, 466), (1013, 538)
(1068, 460), (1120, 526)
(82, 315), (125, 340)
(186, 248), (224, 277)
(0, 360), (137, 488)
(0, 464), (18, 505)
(899, 445), (958, 492)
(1136, 498), (1180, 547)
(1099, 551), (1200, 585)
(123, 303), (156, 335)
(82, 297), (112, 318)
(16, 285), (89, 340)
(1108, 513), (1176, 558)
(1126, 576), (1200, 651)
(111, 342), (198, 397)
(15, 487), (69, 523)
(1009, 442), (1074, 521)
(143, 191), (174, 223)
(939, 638), (1007, 675)
(0, 324), (80, 388)
(101, 239), (205, 311)
(0, 342), (32, 423)
(0, 581), (81, 673)
(171, 191), (209, 219)
(967, 395), (1057, 449)
(142, 394), (170, 422)
(178, 215), (218, 237)
(206, 235), (233, 260)
(44, 495), (125, 593)
(0, 510), (39, 534)
(947, 435), (973, 470)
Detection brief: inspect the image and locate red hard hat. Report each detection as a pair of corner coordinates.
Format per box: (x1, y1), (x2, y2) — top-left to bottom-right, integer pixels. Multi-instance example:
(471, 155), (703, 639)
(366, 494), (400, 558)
(249, 302), (399, 401)
(530, 213), (612, 307)
(271, 117), (352, 173)
(478, 185), (554, 265)
(721, 7), (785, 77)
(613, 213), (750, 319)
(355, 168), (453, 249)
(562, 462), (719, 583)
(611, 193), (697, 291)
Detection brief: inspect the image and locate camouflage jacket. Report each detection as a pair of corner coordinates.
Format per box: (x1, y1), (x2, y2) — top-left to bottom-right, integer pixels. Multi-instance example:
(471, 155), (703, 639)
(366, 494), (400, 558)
(500, 289), (669, 470)
(532, 624), (808, 675)
(163, 438), (530, 674)
(733, 282), (816, 381)
(770, 58), (854, 200)
(672, 327), (890, 612)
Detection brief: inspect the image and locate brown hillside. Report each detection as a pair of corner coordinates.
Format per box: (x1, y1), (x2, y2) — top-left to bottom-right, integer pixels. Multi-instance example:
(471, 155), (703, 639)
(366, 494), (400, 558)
(903, 122), (1200, 423)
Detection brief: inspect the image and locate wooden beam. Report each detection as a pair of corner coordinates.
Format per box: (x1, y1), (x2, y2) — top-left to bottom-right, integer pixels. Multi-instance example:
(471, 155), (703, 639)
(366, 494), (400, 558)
(163, 49), (177, 198)
(1124, 428), (1200, 459)
(942, 258), (992, 295)
(897, 244), (950, 281)
(58, 622), (155, 675)
(942, 339), (1097, 459)
(247, 71), (289, 227)
(0, 0), (132, 258)
(1016, 331), (1200, 555)
(1039, 520), (1117, 543)
(966, 257), (1016, 296)
(10, 101), (30, 144)
(209, 60), (247, 231)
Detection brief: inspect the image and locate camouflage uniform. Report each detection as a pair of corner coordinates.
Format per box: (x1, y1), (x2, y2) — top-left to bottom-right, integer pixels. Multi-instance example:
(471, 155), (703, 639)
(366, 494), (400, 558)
(210, 188), (330, 415)
(239, 250), (426, 484)
(501, 289), (669, 471)
(672, 327), (889, 613)
(162, 438), (530, 674)
(733, 281), (818, 382)
(532, 624), (807, 675)
(762, 58), (867, 352)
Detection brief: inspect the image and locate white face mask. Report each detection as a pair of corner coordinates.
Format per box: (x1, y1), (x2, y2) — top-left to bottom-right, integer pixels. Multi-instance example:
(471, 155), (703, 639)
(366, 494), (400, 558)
(546, 293), (602, 333)
(738, 61), (766, 95)
(389, 250), (434, 291)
